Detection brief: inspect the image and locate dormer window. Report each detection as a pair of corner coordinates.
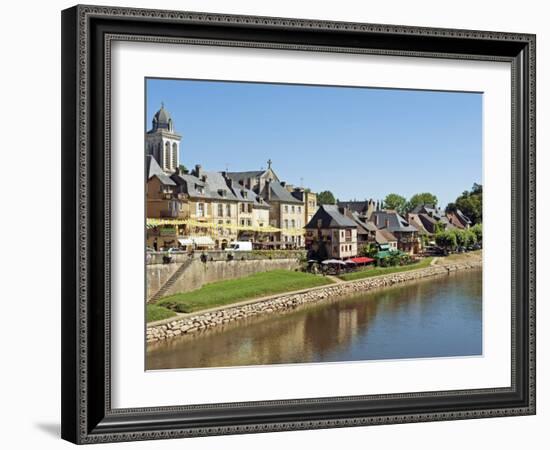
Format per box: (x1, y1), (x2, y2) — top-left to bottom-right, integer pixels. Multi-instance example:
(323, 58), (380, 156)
(218, 189), (226, 197)
(195, 185), (204, 194)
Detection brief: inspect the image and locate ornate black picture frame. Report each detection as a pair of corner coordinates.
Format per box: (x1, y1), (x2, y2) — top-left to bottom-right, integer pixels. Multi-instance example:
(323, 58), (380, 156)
(61, 5), (536, 444)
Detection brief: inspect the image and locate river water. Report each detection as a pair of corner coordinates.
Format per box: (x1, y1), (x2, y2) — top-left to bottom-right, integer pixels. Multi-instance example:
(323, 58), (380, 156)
(146, 269), (482, 370)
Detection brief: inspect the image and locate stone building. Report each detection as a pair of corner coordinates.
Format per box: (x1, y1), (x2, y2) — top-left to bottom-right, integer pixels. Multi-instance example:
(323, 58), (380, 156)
(227, 161), (307, 248)
(369, 210), (420, 254)
(145, 103), (181, 174)
(305, 204), (358, 259)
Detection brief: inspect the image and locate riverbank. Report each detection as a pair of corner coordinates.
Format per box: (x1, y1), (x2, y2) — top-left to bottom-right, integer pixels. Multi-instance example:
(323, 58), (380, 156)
(146, 255), (482, 344)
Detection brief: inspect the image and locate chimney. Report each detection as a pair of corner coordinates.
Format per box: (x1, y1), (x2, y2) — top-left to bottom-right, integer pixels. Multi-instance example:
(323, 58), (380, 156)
(194, 164), (202, 178)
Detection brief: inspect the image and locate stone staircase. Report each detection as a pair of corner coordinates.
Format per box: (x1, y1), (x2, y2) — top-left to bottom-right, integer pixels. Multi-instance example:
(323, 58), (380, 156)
(149, 258), (194, 303)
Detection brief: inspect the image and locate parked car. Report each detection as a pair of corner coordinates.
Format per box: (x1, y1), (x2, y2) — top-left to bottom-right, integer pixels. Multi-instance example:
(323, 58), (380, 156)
(225, 241), (252, 251)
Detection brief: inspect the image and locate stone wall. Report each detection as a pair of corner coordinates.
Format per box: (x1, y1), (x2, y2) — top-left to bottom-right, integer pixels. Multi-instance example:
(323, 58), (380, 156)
(147, 259), (482, 343)
(147, 257), (301, 300)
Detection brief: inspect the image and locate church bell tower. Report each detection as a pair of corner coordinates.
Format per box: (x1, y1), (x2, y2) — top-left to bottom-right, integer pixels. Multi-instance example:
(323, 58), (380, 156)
(145, 103), (182, 174)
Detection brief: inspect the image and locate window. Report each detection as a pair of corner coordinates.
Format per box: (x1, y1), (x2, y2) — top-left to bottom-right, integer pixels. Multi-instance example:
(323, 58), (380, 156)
(196, 203), (205, 217)
(171, 142), (177, 169)
(298, 206), (301, 213)
(241, 203), (245, 213)
(284, 219), (289, 229)
(248, 204), (253, 213)
(217, 204), (223, 217)
(226, 204), (231, 216)
(195, 184), (204, 194)
(291, 219), (295, 228)
(291, 206), (295, 213)
(163, 141), (170, 170)
(247, 219), (252, 226)
(284, 205), (288, 213)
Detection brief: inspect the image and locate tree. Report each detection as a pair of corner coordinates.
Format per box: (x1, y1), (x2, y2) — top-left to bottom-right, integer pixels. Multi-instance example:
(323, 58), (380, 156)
(407, 193), (438, 212)
(435, 230), (457, 252)
(445, 202), (457, 214)
(317, 190), (336, 205)
(471, 223), (482, 244)
(178, 164), (188, 173)
(360, 243), (378, 258)
(453, 183), (483, 224)
(384, 193), (407, 215)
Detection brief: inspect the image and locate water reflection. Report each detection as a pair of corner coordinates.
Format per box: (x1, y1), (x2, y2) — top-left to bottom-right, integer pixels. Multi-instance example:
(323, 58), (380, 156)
(146, 269), (482, 370)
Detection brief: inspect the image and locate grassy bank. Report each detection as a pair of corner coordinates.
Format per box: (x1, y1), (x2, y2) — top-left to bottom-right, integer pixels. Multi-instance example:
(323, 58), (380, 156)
(434, 250), (482, 265)
(147, 304), (177, 323)
(157, 270), (333, 314)
(338, 257), (434, 281)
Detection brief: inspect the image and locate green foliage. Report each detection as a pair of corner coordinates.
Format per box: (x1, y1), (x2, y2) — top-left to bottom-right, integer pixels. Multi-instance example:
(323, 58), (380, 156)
(359, 243), (378, 258)
(384, 193), (407, 214)
(339, 257), (433, 281)
(434, 222), (446, 234)
(453, 183), (483, 224)
(317, 190), (336, 205)
(407, 193), (438, 212)
(178, 164), (188, 173)
(157, 270), (333, 313)
(146, 304), (177, 323)
(471, 223), (482, 243)
(445, 202), (457, 213)
(435, 230), (457, 251)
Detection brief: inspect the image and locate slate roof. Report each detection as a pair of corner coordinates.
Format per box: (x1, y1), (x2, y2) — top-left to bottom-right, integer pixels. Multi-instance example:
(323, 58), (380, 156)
(347, 211), (377, 234)
(455, 209), (472, 225)
(337, 200), (371, 215)
(268, 181), (303, 204)
(145, 156), (176, 186)
(226, 170), (266, 183)
(407, 213), (430, 234)
(203, 171), (238, 201)
(411, 204), (446, 220)
(228, 180), (270, 208)
(376, 228), (398, 244)
(369, 211), (417, 233)
(305, 205), (357, 229)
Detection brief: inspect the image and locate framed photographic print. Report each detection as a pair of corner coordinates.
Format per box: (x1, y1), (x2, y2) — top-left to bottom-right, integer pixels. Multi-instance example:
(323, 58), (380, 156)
(61, 5), (536, 444)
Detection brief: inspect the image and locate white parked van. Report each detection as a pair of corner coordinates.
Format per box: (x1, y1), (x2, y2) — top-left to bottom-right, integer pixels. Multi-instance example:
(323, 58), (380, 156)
(225, 241), (252, 251)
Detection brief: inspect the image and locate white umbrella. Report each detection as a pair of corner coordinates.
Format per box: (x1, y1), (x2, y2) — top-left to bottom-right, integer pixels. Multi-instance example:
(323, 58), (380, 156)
(322, 259), (346, 265)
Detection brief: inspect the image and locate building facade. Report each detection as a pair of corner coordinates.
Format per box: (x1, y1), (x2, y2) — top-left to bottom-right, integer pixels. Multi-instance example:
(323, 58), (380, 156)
(305, 205), (358, 259)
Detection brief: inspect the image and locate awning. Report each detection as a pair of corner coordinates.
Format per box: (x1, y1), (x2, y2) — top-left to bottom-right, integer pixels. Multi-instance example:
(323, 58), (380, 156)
(193, 236), (215, 246)
(177, 236), (215, 247)
(350, 257), (374, 264)
(322, 259), (346, 265)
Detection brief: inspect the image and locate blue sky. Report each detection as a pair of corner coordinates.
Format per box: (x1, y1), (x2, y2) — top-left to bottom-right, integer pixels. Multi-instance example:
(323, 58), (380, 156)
(146, 78), (482, 207)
